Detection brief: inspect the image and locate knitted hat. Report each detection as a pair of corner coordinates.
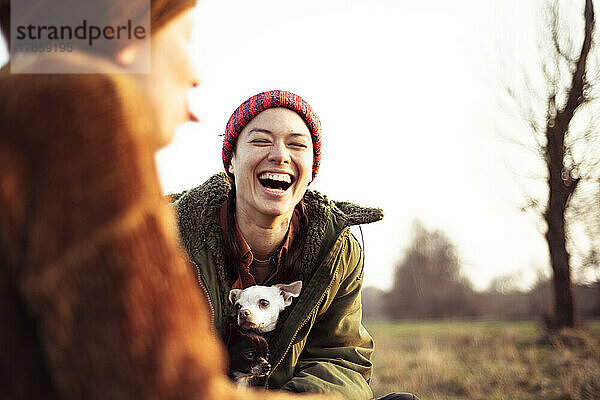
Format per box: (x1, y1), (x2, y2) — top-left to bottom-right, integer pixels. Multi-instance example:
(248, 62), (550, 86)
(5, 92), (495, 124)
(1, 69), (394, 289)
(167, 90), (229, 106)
(223, 90), (322, 182)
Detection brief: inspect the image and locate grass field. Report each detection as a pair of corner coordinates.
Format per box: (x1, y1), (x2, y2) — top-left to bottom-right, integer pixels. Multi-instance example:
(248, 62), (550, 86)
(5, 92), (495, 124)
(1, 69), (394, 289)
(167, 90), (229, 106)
(365, 320), (600, 400)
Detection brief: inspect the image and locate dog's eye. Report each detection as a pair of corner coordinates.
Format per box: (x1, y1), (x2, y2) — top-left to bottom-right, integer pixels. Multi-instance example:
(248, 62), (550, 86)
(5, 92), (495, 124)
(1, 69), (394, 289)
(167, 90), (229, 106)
(244, 351), (255, 360)
(235, 303), (241, 311)
(259, 299), (270, 308)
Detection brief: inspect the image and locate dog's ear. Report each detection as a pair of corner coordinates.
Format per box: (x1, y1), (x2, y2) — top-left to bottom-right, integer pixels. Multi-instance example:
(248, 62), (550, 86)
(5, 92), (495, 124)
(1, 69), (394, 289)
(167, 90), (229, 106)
(229, 289), (242, 304)
(274, 281), (302, 306)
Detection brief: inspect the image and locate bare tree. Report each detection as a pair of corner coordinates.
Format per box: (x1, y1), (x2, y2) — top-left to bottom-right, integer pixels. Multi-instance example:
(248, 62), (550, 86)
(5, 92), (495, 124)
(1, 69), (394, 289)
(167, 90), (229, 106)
(385, 221), (479, 320)
(506, 0), (600, 328)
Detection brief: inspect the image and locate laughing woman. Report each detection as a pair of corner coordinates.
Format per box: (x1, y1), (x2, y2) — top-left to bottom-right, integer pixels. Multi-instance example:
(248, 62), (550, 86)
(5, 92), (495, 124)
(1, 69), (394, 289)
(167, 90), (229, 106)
(173, 91), (382, 399)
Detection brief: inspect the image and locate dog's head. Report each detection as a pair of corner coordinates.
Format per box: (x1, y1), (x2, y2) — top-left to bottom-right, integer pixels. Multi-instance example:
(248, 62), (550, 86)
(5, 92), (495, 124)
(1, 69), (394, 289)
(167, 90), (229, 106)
(228, 281), (302, 333)
(227, 326), (271, 378)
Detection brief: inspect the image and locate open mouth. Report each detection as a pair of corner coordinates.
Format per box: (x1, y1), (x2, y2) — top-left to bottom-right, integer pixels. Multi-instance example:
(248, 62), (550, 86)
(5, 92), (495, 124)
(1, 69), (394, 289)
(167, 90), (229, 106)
(258, 172), (293, 192)
(187, 100), (200, 122)
(188, 110), (199, 122)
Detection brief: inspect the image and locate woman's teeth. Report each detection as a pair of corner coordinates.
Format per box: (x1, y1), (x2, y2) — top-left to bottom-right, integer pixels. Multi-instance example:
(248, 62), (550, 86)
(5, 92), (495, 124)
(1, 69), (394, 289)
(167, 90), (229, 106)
(258, 172), (293, 191)
(258, 172), (291, 183)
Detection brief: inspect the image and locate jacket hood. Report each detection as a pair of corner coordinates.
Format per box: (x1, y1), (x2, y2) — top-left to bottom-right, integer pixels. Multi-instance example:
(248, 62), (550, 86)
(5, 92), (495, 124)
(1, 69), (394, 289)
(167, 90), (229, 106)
(173, 172), (383, 222)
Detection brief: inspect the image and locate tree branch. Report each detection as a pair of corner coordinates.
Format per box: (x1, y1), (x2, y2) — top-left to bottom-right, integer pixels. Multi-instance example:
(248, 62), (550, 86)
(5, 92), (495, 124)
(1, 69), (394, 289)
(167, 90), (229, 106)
(557, 0), (594, 125)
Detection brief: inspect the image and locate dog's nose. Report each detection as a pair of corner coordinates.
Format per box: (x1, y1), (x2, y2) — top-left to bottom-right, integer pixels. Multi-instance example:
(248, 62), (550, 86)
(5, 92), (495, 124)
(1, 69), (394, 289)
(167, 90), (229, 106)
(240, 309), (250, 318)
(261, 362), (271, 373)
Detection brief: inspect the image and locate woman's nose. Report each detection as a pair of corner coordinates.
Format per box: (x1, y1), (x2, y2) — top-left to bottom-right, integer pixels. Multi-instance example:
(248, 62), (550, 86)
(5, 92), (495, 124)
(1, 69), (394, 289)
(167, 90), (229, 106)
(268, 142), (291, 164)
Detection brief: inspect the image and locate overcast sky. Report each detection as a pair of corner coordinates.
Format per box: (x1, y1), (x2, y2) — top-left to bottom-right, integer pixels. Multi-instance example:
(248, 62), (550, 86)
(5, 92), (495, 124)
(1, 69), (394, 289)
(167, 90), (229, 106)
(2, 0), (575, 291)
(158, 0), (551, 291)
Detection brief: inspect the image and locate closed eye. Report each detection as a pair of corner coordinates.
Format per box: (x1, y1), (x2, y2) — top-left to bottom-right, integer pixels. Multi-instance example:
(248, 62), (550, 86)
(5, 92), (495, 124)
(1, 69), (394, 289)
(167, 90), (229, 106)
(250, 139), (270, 145)
(289, 142), (308, 149)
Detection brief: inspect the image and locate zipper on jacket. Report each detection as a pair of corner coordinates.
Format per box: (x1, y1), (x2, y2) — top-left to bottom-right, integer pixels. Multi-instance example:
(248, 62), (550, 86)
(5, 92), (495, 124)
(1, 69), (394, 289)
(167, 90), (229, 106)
(194, 264), (215, 325)
(357, 225), (365, 281)
(264, 239), (344, 389)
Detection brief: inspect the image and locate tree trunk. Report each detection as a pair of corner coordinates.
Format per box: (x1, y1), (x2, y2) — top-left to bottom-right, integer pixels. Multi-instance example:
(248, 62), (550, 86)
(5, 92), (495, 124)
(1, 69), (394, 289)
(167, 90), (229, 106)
(544, 189), (577, 328)
(540, 0), (594, 329)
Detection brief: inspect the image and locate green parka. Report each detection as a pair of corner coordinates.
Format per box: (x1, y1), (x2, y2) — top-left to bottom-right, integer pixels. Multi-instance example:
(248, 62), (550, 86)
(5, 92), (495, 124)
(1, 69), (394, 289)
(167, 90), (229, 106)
(173, 173), (383, 399)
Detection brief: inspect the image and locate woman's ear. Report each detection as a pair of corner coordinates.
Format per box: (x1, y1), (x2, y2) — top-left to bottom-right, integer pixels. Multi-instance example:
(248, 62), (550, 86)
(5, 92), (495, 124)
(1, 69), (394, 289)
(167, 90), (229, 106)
(229, 154), (236, 175)
(114, 43), (138, 67)
(114, 40), (150, 70)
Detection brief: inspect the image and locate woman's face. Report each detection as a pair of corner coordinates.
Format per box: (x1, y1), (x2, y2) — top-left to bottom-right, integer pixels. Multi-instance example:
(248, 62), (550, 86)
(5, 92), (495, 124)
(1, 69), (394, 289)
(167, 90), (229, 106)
(230, 108), (314, 222)
(135, 9), (199, 148)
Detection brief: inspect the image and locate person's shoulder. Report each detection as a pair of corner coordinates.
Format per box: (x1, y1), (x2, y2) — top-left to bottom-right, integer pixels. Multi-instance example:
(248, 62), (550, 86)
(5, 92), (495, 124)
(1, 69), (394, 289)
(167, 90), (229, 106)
(172, 173), (230, 208)
(172, 173), (233, 259)
(304, 188), (384, 227)
(172, 172), (230, 233)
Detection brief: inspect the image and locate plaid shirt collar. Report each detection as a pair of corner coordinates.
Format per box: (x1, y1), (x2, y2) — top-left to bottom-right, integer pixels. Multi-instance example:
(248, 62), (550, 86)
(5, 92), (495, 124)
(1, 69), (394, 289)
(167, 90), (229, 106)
(219, 200), (299, 289)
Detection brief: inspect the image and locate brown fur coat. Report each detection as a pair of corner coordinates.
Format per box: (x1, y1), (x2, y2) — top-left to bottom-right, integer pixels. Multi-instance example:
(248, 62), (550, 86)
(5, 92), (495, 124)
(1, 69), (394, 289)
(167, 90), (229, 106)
(0, 55), (335, 400)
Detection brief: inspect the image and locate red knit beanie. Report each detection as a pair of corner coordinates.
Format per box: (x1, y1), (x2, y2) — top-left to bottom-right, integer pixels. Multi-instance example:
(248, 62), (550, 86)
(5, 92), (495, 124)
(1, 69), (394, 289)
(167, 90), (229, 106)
(223, 90), (322, 182)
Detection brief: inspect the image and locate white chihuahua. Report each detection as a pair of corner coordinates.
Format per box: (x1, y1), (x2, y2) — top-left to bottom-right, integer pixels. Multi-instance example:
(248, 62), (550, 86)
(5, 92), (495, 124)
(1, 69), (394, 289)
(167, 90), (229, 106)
(229, 281), (302, 333)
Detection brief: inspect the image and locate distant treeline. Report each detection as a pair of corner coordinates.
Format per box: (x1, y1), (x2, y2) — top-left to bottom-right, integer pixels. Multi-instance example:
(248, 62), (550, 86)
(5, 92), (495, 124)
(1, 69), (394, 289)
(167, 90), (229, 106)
(363, 221), (600, 321)
(362, 281), (600, 321)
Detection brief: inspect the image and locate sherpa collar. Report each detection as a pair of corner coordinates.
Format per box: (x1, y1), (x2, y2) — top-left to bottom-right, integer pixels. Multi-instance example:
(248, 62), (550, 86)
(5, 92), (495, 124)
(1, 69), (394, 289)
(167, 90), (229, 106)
(174, 172), (383, 276)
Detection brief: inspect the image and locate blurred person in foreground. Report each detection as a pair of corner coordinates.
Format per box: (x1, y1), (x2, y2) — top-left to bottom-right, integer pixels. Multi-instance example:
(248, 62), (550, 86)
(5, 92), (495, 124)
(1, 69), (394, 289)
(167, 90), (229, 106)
(171, 91), (420, 400)
(0, 1), (337, 399)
